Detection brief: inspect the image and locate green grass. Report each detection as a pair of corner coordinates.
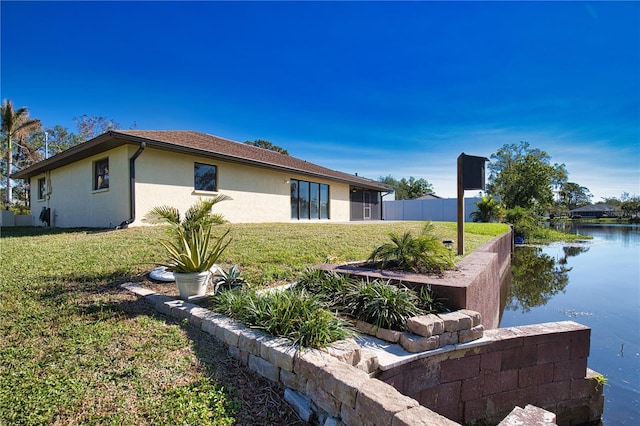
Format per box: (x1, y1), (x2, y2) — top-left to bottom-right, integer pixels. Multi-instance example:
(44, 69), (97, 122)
(0, 221), (507, 424)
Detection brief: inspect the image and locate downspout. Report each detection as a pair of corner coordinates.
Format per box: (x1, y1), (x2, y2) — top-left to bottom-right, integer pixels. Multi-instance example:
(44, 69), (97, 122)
(118, 142), (146, 228)
(381, 190), (393, 221)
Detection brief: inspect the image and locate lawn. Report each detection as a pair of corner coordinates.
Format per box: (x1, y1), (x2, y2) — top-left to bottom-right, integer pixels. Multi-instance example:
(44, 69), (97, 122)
(0, 221), (508, 425)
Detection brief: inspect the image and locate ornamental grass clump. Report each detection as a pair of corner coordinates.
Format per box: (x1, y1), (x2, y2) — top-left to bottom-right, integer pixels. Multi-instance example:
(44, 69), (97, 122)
(368, 222), (455, 273)
(417, 285), (450, 314)
(295, 268), (354, 309)
(212, 288), (351, 348)
(344, 279), (424, 331)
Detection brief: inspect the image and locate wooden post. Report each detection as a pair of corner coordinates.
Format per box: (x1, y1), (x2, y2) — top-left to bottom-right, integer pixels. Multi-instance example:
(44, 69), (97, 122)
(457, 154), (464, 255)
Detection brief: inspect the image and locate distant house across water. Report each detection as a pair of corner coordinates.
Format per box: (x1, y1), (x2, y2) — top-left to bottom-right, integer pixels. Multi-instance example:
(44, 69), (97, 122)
(569, 204), (618, 219)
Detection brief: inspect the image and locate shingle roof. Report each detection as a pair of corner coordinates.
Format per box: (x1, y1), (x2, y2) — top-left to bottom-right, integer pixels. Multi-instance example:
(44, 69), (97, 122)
(13, 130), (391, 191)
(569, 204), (617, 214)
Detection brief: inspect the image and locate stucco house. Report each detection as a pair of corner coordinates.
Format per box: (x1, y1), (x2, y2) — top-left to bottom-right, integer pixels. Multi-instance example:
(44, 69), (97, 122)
(12, 130), (391, 228)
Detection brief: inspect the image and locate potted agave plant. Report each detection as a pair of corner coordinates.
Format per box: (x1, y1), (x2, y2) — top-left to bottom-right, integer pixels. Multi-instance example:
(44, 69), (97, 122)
(160, 226), (231, 300)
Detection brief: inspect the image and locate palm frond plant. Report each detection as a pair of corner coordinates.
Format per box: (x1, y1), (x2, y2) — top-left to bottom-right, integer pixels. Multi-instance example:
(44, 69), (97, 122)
(412, 233), (456, 273)
(144, 195), (231, 239)
(470, 195), (503, 223)
(368, 222), (455, 273)
(368, 231), (417, 270)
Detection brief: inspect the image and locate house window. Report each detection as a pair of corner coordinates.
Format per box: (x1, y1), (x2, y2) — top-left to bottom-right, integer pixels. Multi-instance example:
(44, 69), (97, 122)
(194, 163), (217, 192)
(291, 179), (329, 219)
(94, 158), (109, 190)
(37, 177), (46, 200)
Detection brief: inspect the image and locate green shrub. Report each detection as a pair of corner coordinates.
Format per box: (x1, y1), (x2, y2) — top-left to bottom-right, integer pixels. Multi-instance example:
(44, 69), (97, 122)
(416, 285), (449, 314)
(212, 288), (350, 348)
(505, 206), (538, 240)
(295, 268), (354, 309)
(213, 264), (247, 290)
(344, 279), (424, 330)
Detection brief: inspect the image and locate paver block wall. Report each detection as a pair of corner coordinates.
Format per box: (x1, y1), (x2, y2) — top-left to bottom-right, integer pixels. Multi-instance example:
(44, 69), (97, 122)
(377, 322), (604, 426)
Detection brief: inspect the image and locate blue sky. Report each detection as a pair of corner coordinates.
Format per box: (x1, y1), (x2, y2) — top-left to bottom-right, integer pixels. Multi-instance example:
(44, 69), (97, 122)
(2, 1), (638, 200)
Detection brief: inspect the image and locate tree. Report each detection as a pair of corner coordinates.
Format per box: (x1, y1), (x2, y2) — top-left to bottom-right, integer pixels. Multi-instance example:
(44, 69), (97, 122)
(601, 193), (640, 218)
(42, 125), (82, 157)
(1, 99), (41, 207)
(558, 182), (592, 211)
(487, 141), (567, 212)
(507, 246), (571, 313)
(244, 139), (289, 155)
(378, 175), (434, 200)
(74, 115), (120, 142)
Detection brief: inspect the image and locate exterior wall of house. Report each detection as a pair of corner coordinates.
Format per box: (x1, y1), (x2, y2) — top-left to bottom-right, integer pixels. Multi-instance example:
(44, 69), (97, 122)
(30, 145), (131, 228)
(26, 145), (357, 228)
(131, 147), (352, 225)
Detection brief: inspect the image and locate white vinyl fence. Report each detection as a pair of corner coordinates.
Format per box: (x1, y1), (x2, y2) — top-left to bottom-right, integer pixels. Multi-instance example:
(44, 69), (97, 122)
(383, 197), (481, 222)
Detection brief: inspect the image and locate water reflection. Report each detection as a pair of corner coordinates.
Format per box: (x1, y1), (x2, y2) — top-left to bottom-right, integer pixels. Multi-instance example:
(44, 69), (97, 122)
(506, 244), (589, 313)
(501, 224), (640, 425)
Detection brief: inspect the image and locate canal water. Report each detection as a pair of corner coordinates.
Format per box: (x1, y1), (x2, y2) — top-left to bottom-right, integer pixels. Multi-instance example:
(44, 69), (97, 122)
(500, 224), (640, 425)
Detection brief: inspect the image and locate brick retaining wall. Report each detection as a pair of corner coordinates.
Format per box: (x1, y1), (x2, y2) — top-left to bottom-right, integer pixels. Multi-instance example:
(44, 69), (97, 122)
(377, 322), (603, 425)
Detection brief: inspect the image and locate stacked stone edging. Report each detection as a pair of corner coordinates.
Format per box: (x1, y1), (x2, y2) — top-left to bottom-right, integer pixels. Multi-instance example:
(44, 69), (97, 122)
(354, 310), (484, 353)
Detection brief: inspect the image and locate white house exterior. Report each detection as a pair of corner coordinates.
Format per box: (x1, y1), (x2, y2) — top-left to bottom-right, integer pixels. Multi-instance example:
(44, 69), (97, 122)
(12, 130), (390, 228)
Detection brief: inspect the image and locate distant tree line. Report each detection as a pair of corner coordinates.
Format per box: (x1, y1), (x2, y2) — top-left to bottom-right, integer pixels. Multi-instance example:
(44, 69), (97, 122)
(377, 175), (435, 200)
(602, 193), (640, 218)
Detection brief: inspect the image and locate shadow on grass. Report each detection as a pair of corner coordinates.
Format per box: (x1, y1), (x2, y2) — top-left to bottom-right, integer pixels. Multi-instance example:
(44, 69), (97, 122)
(1, 226), (113, 238)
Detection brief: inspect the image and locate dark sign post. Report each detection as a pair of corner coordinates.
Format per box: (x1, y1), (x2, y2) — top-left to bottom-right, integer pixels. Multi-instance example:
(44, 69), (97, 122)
(457, 153), (488, 255)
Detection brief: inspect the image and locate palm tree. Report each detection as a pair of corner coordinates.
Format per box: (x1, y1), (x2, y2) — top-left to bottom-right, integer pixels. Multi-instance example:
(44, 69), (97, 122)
(1, 99), (41, 207)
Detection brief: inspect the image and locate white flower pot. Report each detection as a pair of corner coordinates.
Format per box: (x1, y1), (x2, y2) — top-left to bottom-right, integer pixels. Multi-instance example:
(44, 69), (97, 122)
(174, 271), (211, 300)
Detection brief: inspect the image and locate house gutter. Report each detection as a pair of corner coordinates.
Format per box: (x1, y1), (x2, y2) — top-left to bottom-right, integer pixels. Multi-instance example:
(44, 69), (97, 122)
(118, 142), (146, 228)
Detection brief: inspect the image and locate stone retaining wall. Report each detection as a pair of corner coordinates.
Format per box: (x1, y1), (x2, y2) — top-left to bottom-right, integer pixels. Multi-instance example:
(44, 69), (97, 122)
(355, 310), (484, 353)
(377, 322), (604, 425)
(123, 283), (603, 426)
